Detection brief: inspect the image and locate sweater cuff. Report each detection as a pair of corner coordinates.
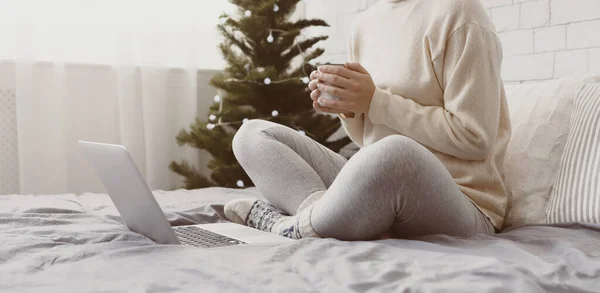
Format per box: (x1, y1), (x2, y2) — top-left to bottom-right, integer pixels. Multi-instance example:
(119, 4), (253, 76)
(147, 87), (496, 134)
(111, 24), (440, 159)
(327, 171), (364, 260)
(338, 113), (355, 119)
(339, 113), (359, 130)
(368, 87), (390, 125)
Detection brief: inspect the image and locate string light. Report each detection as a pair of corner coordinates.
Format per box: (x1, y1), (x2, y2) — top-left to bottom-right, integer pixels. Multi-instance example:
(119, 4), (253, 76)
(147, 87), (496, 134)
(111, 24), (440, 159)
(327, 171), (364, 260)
(237, 180), (245, 188)
(264, 77), (272, 85)
(209, 114), (217, 121)
(245, 10), (252, 17)
(273, 4), (279, 12)
(214, 95), (221, 103)
(267, 32), (274, 43)
(301, 77), (310, 84)
(206, 123), (216, 130)
(271, 110), (279, 117)
(298, 130), (306, 136)
(243, 118), (249, 124)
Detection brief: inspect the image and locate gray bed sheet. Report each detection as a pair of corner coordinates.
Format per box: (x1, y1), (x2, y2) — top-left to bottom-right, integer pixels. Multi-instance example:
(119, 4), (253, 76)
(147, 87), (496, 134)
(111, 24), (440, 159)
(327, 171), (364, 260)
(1, 187), (599, 293)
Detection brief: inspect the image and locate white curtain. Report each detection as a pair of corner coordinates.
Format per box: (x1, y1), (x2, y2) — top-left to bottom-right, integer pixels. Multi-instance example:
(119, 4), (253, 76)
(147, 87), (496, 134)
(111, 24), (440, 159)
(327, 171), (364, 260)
(0, 0), (235, 195)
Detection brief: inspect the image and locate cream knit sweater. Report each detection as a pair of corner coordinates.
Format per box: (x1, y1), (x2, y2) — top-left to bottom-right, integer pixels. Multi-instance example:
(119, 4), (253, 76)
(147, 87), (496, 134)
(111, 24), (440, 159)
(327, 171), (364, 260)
(341, 0), (511, 229)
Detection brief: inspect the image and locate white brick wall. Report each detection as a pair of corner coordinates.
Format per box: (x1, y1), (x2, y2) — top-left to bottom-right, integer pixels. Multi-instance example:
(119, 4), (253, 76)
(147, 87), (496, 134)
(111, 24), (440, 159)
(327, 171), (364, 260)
(492, 5), (521, 31)
(305, 0), (600, 83)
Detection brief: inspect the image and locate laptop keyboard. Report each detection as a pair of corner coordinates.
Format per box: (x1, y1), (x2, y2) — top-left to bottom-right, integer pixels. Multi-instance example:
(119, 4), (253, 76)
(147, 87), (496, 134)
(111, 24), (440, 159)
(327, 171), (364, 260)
(173, 226), (246, 248)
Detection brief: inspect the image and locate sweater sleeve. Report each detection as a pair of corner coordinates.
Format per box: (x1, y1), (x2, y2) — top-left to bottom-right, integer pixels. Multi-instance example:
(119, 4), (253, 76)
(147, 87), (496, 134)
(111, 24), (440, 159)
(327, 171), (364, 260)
(338, 24), (365, 147)
(367, 24), (503, 160)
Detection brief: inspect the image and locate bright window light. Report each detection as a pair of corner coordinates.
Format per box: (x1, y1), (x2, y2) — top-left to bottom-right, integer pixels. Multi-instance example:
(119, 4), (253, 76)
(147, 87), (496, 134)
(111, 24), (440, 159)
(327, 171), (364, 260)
(0, 0), (235, 69)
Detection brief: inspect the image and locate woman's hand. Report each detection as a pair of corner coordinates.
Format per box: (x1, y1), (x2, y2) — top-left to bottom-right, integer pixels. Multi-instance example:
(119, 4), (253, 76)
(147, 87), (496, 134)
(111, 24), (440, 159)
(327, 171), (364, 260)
(308, 70), (346, 114)
(314, 62), (376, 115)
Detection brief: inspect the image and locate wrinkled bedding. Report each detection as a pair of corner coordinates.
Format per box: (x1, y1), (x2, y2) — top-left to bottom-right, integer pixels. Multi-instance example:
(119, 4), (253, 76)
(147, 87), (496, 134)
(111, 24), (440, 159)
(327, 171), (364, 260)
(1, 188), (599, 293)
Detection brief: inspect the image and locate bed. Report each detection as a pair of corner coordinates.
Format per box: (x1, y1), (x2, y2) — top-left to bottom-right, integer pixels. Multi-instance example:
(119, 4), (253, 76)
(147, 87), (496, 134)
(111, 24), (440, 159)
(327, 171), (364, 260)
(2, 187), (599, 293)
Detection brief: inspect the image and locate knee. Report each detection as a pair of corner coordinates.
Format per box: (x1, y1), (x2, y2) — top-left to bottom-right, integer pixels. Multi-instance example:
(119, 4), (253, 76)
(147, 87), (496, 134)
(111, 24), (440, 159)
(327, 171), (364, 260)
(232, 119), (273, 158)
(232, 119), (294, 160)
(357, 136), (425, 175)
(375, 135), (421, 152)
(234, 119), (270, 140)
(349, 136), (430, 205)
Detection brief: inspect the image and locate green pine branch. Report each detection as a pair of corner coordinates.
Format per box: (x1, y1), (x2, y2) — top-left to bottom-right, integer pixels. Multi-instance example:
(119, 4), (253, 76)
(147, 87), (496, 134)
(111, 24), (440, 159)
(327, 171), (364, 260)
(281, 36), (328, 65)
(219, 43), (249, 77)
(217, 25), (255, 57)
(287, 50), (323, 77)
(279, 19), (329, 31)
(169, 160), (215, 189)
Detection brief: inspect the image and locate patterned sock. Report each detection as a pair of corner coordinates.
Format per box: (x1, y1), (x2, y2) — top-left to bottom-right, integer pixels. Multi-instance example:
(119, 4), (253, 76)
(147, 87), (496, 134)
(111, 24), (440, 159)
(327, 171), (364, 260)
(270, 203), (321, 239)
(223, 198), (258, 225)
(224, 198), (320, 239)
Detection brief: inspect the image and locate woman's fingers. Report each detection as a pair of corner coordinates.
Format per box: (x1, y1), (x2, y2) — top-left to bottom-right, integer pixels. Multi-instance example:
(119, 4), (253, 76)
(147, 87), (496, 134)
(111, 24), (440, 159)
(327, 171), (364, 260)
(313, 101), (345, 114)
(308, 79), (318, 91)
(317, 97), (354, 111)
(344, 62), (369, 74)
(315, 72), (354, 89)
(318, 65), (360, 79)
(317, 83), (354, 100)
(308, 70), (319, 91)
(310, 89), (320, 101)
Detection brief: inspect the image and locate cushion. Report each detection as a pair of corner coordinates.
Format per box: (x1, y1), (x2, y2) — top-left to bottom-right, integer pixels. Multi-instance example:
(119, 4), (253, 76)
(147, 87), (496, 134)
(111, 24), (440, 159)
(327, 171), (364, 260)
(546, 83), (600, 224)
(502, 75), (600, 228)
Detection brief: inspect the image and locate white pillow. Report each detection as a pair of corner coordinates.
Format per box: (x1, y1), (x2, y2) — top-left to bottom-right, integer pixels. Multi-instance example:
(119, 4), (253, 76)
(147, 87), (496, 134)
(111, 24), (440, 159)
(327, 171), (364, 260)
(546, 83), (600, 224)
(502, 75), (600, 228)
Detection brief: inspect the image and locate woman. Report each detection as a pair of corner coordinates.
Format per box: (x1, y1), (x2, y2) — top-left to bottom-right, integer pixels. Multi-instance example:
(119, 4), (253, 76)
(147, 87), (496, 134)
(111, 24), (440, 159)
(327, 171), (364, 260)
(224, 0), (511, 240)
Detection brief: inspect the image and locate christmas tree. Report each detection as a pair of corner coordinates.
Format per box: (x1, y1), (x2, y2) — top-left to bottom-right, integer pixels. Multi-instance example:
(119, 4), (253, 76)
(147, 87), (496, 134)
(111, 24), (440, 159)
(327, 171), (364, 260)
(170, 0), (351, 189)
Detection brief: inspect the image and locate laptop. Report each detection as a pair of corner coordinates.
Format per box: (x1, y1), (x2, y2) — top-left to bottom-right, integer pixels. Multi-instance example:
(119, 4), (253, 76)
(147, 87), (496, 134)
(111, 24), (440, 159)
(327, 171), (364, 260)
(79, 141), (293, 248)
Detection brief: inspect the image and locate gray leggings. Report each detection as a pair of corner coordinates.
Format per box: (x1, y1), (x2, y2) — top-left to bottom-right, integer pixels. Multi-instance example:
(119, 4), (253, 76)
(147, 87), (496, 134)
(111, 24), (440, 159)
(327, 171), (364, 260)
(233, 120), (494, 240)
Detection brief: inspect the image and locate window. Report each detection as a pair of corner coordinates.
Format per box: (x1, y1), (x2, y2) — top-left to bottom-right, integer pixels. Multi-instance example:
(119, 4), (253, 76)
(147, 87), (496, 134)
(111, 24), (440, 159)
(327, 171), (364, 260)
(0, 0), (234, 69)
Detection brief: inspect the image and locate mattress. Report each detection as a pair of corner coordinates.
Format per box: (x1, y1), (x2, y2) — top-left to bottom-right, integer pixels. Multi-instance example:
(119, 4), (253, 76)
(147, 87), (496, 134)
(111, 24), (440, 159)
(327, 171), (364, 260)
(1, 188), (599, 293)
